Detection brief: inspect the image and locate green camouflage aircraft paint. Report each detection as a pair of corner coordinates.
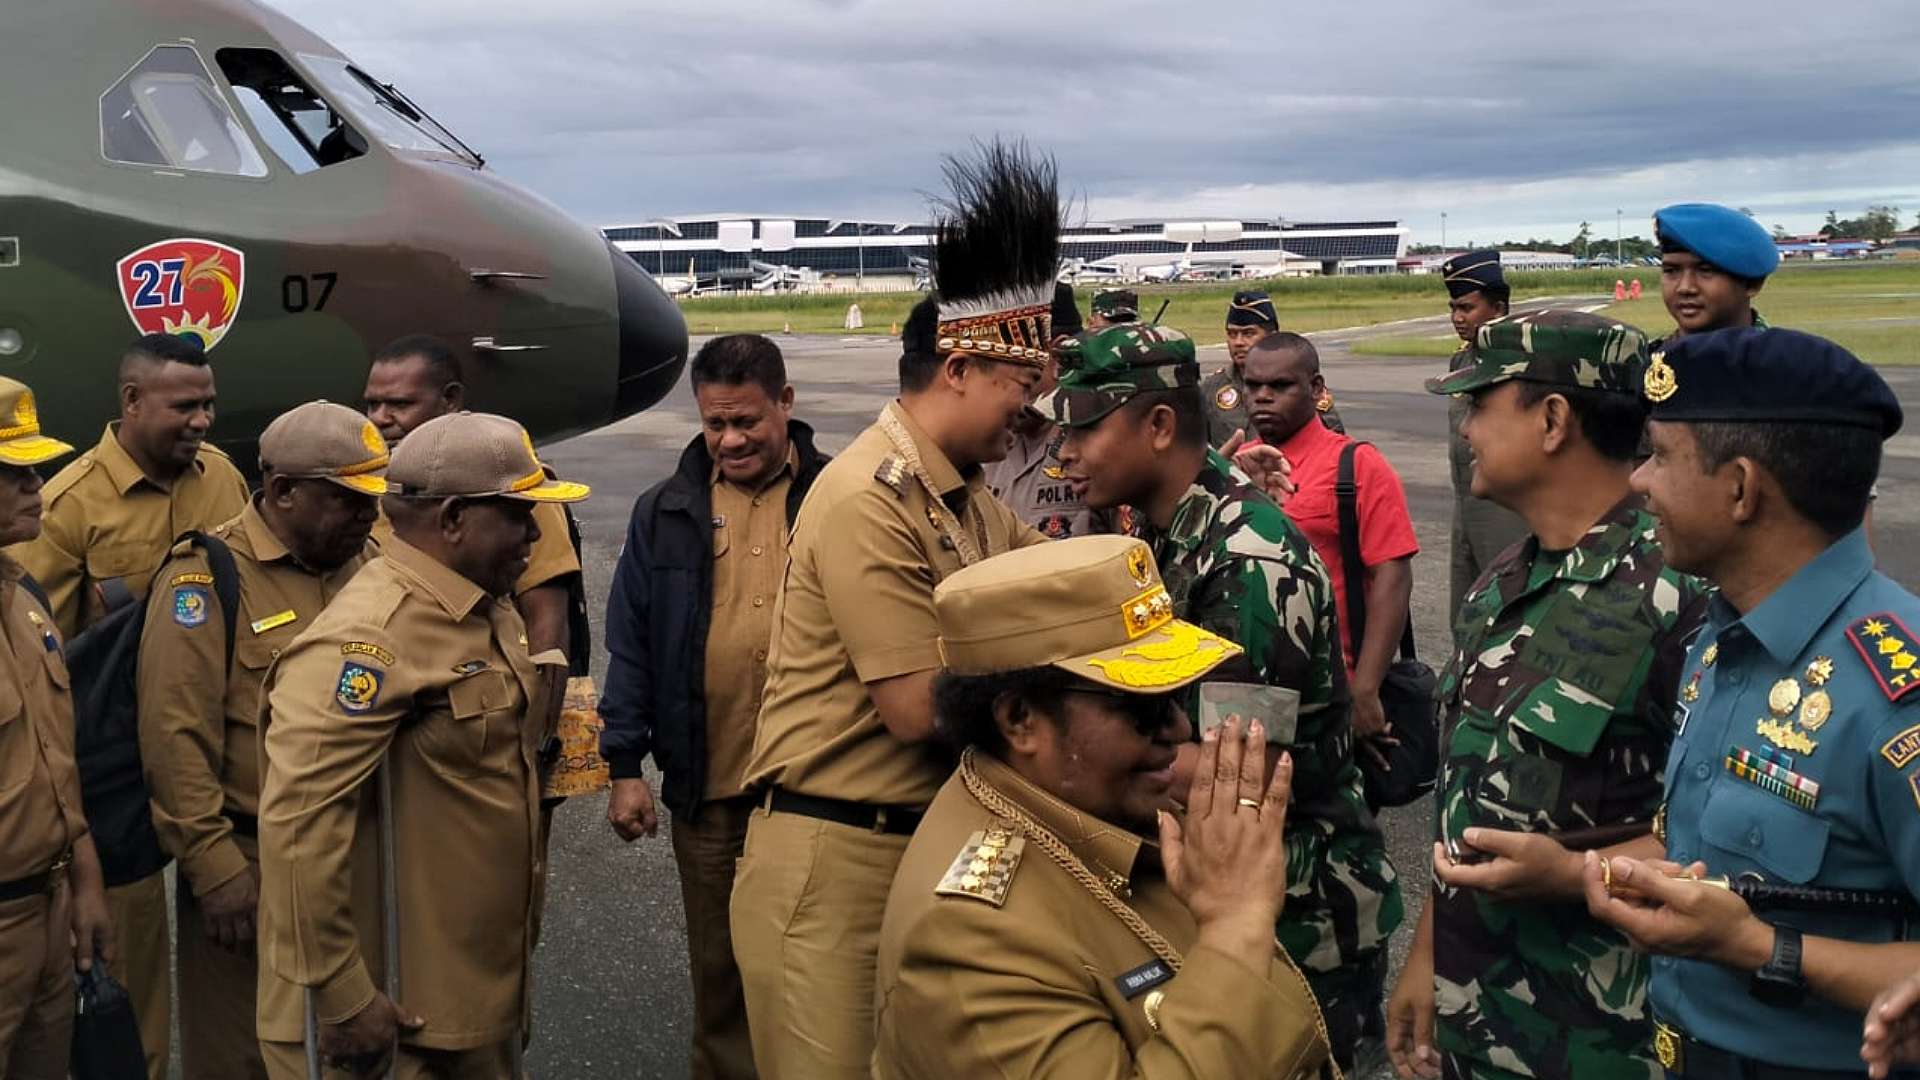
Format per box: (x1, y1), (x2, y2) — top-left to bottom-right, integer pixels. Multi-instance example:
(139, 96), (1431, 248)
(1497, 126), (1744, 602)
(0, 0), (688, 466)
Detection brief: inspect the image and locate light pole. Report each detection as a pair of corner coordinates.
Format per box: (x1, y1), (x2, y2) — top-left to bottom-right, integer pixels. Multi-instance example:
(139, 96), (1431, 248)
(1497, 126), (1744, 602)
(857, 224), (865, 293)
(1616, 209), (1623, 265)
(1441, 211), (1448, 255)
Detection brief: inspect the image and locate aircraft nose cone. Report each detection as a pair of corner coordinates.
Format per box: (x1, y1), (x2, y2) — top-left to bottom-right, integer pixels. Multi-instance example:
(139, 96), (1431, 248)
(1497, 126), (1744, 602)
(609, 243), (688, 421)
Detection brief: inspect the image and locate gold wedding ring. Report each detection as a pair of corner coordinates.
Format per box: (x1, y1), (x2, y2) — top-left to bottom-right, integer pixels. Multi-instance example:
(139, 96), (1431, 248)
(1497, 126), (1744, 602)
(1601, 856), (1614, 895)
(1237, 797), (1262, 810)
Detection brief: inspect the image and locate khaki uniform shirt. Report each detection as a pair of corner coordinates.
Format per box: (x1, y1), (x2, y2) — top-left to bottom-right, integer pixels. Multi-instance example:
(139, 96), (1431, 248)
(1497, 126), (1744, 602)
(743, 402), (1046, 808)
(703, 451), (795, 799)
(983, 421), (1111, 540)
(0, 558), (86, 883)
(256, 538), (551, 1049)
(873, 752), (1331, 1079)
(136, 501), (370, 898)
(370, 501), (579, 598)
(11, 425), (249, 639)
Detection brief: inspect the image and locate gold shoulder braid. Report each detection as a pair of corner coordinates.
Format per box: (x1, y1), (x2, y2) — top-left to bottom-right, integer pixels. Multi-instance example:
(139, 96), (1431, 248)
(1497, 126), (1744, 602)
(877, 407), (989, 566)
(956, 748), (1341, 1078)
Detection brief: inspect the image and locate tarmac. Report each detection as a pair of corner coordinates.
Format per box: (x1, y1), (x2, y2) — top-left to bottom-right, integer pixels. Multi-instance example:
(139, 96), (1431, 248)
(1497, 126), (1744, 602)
(494, 302), (1919, 1077)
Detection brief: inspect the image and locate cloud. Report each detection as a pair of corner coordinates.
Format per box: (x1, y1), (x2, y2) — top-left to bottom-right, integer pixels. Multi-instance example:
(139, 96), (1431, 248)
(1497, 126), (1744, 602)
(269, 0), (1920, 240)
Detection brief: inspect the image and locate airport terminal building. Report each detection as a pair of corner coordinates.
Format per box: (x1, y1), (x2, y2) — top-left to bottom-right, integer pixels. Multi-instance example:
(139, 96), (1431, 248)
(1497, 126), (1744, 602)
(603, 214), (1409, 285)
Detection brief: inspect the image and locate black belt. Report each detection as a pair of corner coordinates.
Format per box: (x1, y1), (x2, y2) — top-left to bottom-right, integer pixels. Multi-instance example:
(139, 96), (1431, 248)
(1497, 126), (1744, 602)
(0, 849), (71, 902)
(225, 811), (258, 838)
(765, 789), (923, 836)
(1653, 1016), (1867, 1079)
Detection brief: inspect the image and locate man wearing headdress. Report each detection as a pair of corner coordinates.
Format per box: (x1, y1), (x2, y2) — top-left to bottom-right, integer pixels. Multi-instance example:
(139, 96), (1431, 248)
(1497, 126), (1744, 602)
(984, 284), (1114, 540)
(728, 140), (1058, 1080)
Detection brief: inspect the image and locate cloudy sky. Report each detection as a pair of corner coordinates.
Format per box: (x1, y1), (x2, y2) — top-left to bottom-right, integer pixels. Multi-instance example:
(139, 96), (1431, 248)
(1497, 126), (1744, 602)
(275, 0), (1920, 245)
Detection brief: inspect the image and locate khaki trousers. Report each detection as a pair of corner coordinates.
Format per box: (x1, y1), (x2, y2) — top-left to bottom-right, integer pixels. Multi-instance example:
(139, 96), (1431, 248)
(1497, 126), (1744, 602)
(178, 854), (267, 1080)
(0, 881), (72, 1080)
(262, 1038), (514, 1080)
(729, 805), (910, 1080)
(107, 869), (172, 1080)
(670, 795), (757, 1080)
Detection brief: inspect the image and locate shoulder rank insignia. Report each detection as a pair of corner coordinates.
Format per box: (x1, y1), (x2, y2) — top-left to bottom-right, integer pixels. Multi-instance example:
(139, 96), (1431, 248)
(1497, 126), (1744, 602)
(874, 454), (908, 495)
(335, 662), (384, 713)
(934, 827), (1024, 907)
(172, 586), (210, 628)
(1847, 613), (1920, 703)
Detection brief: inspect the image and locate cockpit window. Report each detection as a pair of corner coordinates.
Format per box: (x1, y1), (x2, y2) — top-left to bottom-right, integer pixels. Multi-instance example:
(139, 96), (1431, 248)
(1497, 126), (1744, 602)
(298, 55), (482, 167)
(216, 48), (365, 174)
(101, 44), (268, 178)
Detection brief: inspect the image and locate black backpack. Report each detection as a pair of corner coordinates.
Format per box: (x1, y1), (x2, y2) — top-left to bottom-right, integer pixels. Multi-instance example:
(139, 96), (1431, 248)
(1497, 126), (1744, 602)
(55, 533), (239, 887)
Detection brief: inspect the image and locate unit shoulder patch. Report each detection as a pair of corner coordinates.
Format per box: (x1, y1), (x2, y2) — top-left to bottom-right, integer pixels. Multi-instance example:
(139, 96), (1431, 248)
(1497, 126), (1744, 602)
(335, 662), (384, 714)
(172, 585), (210, 628)
(873, 454), (909, 495)
(1846, 613), (1920, 703)
(341, 640), (396, 666)
(1882, 723), (1920, 771)
(934, 827), (1025, 907)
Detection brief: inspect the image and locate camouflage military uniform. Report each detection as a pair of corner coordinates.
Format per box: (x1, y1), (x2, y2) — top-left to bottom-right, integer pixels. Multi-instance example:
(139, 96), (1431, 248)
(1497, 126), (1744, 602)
(1144, 448), (1400, 1054)
(1424, 310), (1712, 1080)
(1446, 346), (1529, 630)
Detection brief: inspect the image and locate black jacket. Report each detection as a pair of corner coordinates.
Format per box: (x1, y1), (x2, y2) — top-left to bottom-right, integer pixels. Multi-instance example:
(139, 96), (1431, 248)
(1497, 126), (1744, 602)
(598, 421), (828, 820)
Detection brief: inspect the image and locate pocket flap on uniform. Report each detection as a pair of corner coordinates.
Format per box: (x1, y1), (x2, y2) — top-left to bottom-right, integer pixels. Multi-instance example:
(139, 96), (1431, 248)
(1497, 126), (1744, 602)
(234, 634), (281, 672)
(1505, 682), (1617, 757)
(447, 669), (510, 718)
(1700, 779), (1830, 884)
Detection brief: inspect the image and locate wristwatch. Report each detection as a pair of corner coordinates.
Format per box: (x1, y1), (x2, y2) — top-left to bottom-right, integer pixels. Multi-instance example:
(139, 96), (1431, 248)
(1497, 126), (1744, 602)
(1749, 923), (1806, 1006)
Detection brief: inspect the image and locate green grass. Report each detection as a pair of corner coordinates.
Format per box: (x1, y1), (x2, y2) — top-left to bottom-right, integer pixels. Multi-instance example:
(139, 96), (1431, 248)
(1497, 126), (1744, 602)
(1347, 262), (1920, 365)
(678, 268), (1662, 346)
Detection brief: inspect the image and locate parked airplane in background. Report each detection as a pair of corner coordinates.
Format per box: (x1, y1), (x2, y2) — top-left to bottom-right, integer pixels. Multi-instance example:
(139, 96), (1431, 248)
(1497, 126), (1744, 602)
(0, 0), (688, 468)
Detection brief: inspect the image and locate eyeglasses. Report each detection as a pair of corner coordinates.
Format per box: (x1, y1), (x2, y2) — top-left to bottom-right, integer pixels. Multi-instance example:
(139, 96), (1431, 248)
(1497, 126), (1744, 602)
(1063, 687), (1182, 736)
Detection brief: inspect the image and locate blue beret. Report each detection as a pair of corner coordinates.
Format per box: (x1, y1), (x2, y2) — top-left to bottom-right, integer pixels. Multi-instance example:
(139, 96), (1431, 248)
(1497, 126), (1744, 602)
(1442, 249), (1506, 299)
(1646, 328), (1901, 438)
(1654, 203), (1780, 280)
(1226, 290), (1278, 329)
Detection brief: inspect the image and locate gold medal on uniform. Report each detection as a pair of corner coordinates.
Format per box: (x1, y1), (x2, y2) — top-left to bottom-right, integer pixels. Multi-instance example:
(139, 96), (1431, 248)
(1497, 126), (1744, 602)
(1702, 642), (1719, 667)
(1806, 656), (1834, 686)
(1799, 690), (1832, 732)
(1769, 677), (1801, 717)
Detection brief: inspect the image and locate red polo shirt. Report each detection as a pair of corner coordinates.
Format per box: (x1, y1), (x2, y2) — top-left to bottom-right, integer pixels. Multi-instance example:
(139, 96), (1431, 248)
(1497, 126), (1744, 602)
(1273, 418), (1419, 676)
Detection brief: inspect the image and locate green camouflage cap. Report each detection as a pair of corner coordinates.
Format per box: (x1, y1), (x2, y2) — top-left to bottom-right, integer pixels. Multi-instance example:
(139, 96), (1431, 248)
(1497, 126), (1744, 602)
(1425, 309), (1648, 397)
(1053, 324), (1200, 428)
(1090, 288), (1138, 319)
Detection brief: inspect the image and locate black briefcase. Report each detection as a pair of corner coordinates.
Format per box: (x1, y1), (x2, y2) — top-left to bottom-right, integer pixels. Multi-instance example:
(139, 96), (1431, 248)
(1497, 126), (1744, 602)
(71, 965), (145, 1080)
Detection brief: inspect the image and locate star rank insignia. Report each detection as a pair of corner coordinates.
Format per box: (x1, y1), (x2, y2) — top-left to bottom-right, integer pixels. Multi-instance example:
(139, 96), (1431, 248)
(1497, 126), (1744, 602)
(935, 827), (1025, 907)
(1848, 613), (1920, 703)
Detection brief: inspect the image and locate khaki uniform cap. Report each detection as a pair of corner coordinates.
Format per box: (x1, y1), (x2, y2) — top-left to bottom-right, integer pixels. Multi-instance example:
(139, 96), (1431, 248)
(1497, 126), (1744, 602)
(935, 535), (1241, 691)
(386, 411), (589, 503)
(258, 400), (390, 495)
(0, 378), (74, 467)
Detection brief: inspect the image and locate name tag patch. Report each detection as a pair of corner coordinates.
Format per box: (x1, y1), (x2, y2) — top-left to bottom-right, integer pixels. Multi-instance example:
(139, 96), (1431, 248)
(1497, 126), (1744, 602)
(1115, 958), (1174, 999)
(250, 610), (297, 635)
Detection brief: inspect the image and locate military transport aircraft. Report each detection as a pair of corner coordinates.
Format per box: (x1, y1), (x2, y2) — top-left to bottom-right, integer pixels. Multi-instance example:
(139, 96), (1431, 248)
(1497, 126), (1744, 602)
(0, 0), (688, 466)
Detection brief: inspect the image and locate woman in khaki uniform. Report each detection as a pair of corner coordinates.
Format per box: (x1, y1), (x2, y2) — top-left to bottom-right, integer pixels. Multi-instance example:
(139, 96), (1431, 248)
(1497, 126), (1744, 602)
(872, 535), (1336, 1079)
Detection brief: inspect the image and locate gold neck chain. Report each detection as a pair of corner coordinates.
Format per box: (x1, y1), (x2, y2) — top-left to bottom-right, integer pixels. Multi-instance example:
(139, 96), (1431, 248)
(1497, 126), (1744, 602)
(958, 748), (1182, 968)
(956, 747), (1343, 1080)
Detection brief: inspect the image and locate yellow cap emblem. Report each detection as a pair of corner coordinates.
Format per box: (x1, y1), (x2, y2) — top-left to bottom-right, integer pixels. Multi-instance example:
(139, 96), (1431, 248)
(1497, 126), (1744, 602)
(1644, 350), (1678, 403)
